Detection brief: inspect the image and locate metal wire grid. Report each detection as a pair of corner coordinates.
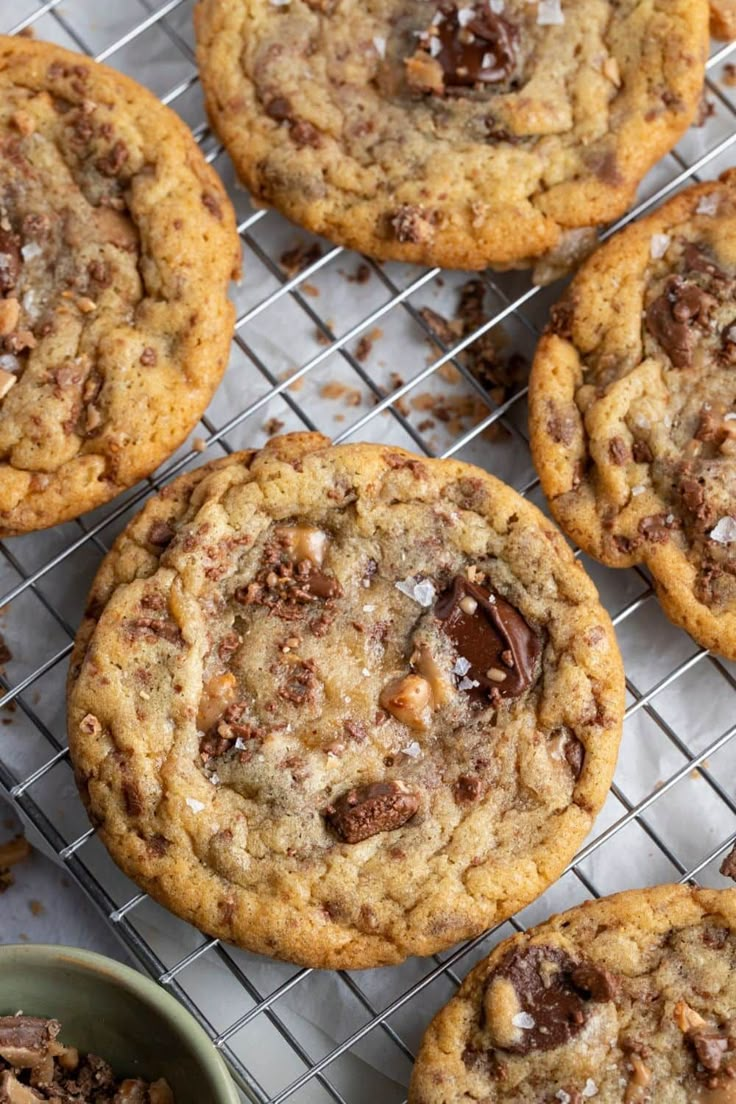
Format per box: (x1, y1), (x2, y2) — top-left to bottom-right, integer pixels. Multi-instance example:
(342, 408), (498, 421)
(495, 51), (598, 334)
(1, 1), (736, 1099)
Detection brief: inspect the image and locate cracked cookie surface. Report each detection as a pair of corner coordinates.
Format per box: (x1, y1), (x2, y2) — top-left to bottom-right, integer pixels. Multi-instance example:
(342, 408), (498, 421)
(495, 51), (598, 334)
(0, 36), (239, 535)
(530, 171), (736, 659)
(67, 433), (623, 969)
(194, 0), (708, 271)
(410, 885), (736, 1104)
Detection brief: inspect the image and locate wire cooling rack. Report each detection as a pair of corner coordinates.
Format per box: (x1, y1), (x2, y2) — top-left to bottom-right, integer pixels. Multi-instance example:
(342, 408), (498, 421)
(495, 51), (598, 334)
(3, 2), (736, 1100)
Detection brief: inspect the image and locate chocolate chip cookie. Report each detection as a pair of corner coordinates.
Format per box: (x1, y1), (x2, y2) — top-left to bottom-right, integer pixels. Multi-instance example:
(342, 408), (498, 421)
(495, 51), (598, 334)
(67, 433), (624, 969)
(0, 36), (240, 535)
(711, 0), (736, 40)
(530, 171), (736, 658)
(194, 0), (708, 272)
(410, 884), (736, 1103)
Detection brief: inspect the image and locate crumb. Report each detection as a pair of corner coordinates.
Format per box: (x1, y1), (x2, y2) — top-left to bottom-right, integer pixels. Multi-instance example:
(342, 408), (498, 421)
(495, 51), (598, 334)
(192, 436), (207, 453)
(314, 327), (332, 346)
(280, 241), (323, 279)
(263, 417), (285, 436)
(0, 833), (31, 894)
(288, 376), (304, 392)
(320, 381), (361, 406)
(696, 96), (715, 126)
(354, 327), (383, 362)
(301, 282), (319, 298)
(723, 63), (736, 87)
(29, 899), (45, 917)
(0, 633), (12, 669)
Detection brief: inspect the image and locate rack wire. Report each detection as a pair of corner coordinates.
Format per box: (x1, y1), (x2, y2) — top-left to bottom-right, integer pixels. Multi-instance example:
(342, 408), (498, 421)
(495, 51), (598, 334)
(2, 2), (736, 1100)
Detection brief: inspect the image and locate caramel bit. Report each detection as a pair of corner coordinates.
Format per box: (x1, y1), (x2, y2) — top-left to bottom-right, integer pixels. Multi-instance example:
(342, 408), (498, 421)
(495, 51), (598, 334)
(325, 780), (419, 844)
(79, 713), (101, 736)
(379, 674), (433, 731)
(405, 53), (445, 95)
(197, 671), (238, 732)
(624, 1055), (652, 1104)
(277, 525), (328, 566)
(0, 370), (16, 400)
(674, 1000), (708, 1034)
(0, 297), (19, 336)
(413, 644), (453, 707)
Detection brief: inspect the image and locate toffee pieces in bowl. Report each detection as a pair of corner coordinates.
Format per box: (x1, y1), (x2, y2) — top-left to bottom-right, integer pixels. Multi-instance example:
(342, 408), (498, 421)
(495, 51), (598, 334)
(68, 433), (624, 969)
(409, 885), (736, 1104)
(0, 1015), (173, 1103)
(529, 170), (736, 659)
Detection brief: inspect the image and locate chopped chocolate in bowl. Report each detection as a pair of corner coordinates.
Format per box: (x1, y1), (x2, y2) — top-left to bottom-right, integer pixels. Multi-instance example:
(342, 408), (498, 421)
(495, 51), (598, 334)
(0, 1015), (174, 1102)
(435, 574), (541, 701)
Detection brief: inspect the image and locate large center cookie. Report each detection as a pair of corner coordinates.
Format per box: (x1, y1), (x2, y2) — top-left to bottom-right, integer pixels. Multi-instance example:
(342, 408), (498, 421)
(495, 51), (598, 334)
(67, 434), (624, 969)
(410, 885), (736, 1103)
(0, 37), (239, 535)
(194, 0), (708, 271)
(530, 171), (736, 659)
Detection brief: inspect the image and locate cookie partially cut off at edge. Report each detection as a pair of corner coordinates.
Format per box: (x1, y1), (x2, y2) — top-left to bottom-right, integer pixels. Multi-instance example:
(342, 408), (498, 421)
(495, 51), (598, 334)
(0, 36), (240, 535)
(193, 0), (708, 272)
(530, 170), (736, 659)
(409, 884), (736, 1104)
(67, 433), (624, 969)
(711, 0), (736, 40)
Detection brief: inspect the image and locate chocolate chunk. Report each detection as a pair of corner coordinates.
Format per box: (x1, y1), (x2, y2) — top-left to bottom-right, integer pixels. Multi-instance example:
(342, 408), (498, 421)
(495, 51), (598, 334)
(325, 780), (419, 843)
(569, 962), (619, 1002)
(632, 440), (653, 464)
(487, 947), (614, 1054)
(453, 773), (481, 803)
(645, 276), (712, 369)
(688, 1031), (728, 1071)
(638, 513), (679, 544)
(300, 566), (341, 599)
(390, 204), (434, 244)
(435, 576), (540, 702)
(431, 5), (518, 90)
(563, 734), (585, 780)
(682, 242), (729, 282)
(0, 228), (21, 296)
(608, 436), (629, 465)
(265, 96), (293, 122)
(0, 1016), (60, 1068)
(147, 519), (175, 547)
(720, 842), (736, 882)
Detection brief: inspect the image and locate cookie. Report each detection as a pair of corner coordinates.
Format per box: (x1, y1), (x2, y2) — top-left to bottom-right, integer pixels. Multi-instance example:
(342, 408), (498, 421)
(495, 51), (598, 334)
(530, 172), (736, 658)
(410, 884), (736, 1103)
(0, 36), (240, 535)
(711, 0), (736, 40)
(67, 433), (624, 969)
(193, 0), (708, 272)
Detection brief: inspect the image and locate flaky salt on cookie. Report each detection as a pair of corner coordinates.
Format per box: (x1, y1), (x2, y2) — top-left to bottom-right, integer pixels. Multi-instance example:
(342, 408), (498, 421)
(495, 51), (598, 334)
(68, 433), (623, 968)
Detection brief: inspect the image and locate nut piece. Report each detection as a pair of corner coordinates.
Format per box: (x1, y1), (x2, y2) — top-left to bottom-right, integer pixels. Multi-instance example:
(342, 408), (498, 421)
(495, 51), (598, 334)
(0, 297), (19, 336)
(674, 999), (708, 1034)
(197, 671), (238, 732)
(482, 976), (524, 1050)
(624, 1056), (651, 1104)
(277, 525), (328, 565)
(379, 674), (433, 730)
(0, 369), (17, 399)
(413, 645), (453, 707)
(405, 52), (445, 95)
(325, 780), (419, 844)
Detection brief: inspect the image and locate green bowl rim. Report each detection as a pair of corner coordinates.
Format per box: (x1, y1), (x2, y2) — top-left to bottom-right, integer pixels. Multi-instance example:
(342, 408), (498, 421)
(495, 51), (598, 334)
(0, 943), (240, 1104)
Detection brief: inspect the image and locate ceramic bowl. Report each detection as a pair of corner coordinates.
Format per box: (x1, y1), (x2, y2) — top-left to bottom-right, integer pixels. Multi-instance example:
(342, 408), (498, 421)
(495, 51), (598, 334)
(0, 943), (240, 1103)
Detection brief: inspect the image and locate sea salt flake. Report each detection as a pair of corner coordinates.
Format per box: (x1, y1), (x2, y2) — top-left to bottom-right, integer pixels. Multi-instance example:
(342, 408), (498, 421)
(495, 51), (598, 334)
(696, 193), (720, 216)
(429, 36), (442, 57)
(431, 9), (445, 23)
(395, 576), (436, 607)
(457, 7), (475, 26)
(452, 656), (472, 677)
(185, 797), (205, 813)
(0, 355), (19, 373)
(650, 233), (671, 259)
(512, 1012), (535, 1029)
(372, 35), (386, 58)
(631, 485), (646, 496)
(362, 603), (375, 612)
(710, 517), (736, 544)
(481, 52), (494, 68)
(725, 413), (736, 421)
(362, 668), (371, 677)
(21, 242), (42, 262)
(537, 0), (564, 25)
(270, 0), (290, 6)
(209, 772), (220, 786)
(234, 737), (247, 750)
(458, 676), (480, 691)
(556, 1093), (571, 1104)
(582, 1081), (598, 1099)
(489, 0), (505, 11)
(402, 741), (422, 759)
